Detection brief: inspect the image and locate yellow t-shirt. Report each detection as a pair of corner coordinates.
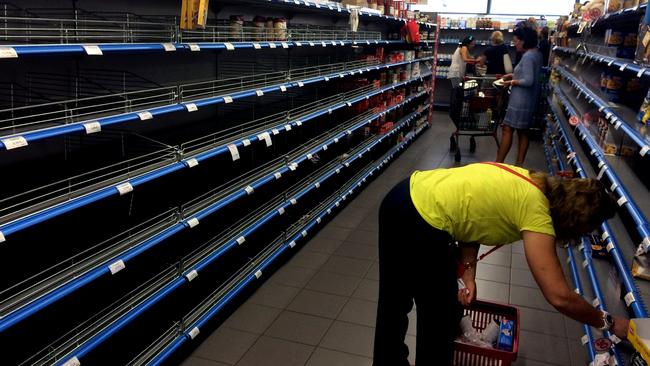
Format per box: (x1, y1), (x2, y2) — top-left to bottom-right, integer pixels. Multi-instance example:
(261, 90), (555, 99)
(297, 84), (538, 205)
(409, 163), (555, 245)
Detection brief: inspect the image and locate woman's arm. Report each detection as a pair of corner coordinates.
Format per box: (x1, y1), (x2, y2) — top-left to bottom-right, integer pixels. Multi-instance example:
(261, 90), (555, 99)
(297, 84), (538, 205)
(460, 46), (475, 62)
(511, 54), (534, 87)
(458, 242), (479, 306)
(522, 231), (629, 337)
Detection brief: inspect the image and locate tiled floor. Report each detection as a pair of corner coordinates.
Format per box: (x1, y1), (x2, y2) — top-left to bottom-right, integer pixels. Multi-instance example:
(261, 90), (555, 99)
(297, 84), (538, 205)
(181, 112), (587, 366)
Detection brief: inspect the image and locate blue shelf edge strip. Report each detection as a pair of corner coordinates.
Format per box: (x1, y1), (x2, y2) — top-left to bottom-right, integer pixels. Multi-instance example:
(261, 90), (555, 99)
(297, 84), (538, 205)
(0, 70), (432, 242)
(549, 98), (648, 318)
(0, 93), (429, 333)
(53, 114), (427, 366)
(553, 87), (650, 255)
(553, 46), (650, 80)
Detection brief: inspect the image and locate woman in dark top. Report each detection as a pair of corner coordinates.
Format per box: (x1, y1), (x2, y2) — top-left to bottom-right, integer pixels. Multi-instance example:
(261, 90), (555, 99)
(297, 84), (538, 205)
(481, 31), (512, 75)
(538, 26), (551, 66)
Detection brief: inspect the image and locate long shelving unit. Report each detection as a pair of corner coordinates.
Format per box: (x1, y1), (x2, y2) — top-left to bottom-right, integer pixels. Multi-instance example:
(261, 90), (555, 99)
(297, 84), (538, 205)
(549, 6), (650, 358)
(0, 1), (438, 364)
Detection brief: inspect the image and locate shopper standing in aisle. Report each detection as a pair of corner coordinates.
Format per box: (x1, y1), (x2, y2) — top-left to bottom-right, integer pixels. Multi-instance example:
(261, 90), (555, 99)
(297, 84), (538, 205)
(538, 26), (551, 67)
(372, 162), (627, 366)
(447, 36), (476, 89)
(479, 31), (513, 75)
(496, 27), (542, 166)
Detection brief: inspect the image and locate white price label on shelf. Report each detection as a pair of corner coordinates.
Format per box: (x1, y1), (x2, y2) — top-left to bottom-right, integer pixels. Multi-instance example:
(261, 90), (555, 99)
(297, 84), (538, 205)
(590, 149), (596, 155)
(289, 162), (298, 171)
(281, 42), (289, 49)
(184, 103), (198, 112)
(115, 182), (133, 195)
(335, 168), (340, 174)
(321, 41), (327, 47)
(301, 230), (308, 237)
(83, 121), (101, 134)
(295, 41), (302, 46)
(188, 327), (200, 339)
(289, 240), (296, 248)
(187, 217), (199, 228)
(333, 138), (339, 143)
(567, 152), (576, 160)
(83, 45), (103, 55)
(255, 89), (264, 97)
(592, 298), (600, 307)
(296, 120), (302, 126)
(269, 43), (277, 48)
(605, 112), (612, 119)
(184, 158), (198, 168)
(637, 68), (647, 78)
(640, 146), (650, 157)
(574, 288), (580, 295)
(254, 269), (263, 278)
(309, 42), (315, 46)
(602, 231), (610, 241)
(0, 231), (5, 243)
(244, 185), (254, 195)
(614, 120), (621, 130)
(0, 46), (18, 58)
(607, 60), (614, 66)
(108, 259), (126, 275)
(619, 64), (627, 71)
(274, 172), (282, 179)
(598, 106), (606, 112)
(346, 102), (352, 107)
(582, 259), (588, 268)
(188, 43), (200, 51)
(242, 139), (251, 147)
(606, 242), (614, 252)
(278, 207), (285, 215)
(625, 292), (636, 306)
(2, 136), (28, 150)
(290, 198), (297, 205)
(162, 43), (176, 51)
(617, 196), (628, 206)
(227, 144), (240, 161)
(298, 81), (304, 87)
(253, 42), (261, 49)
(610, 182), (618, 191)
(62, 357), (81, 366)
(185, 270), (198, 281)
(597, 165), (608, 180)
(324, 76), (329, 81)
(581, 335), (589, 345)
(280, 85), (287, 92)
(223, 96), (233, 104)
(223, 42), (235, 51)
(322, 144), (328, 151)
(236, 236), (246, 245)
(284, 124), (292, 131)
(327, 208), (332, 214)
(306, 153), (313, 160)
(314, 182), (320, 188)
(138, 111), (153, 120)
(578, 243), (585, 251)
(271, 128), (279, 135)
(317, 217), (322, 223)
(335, 201), (340, 207)
(257, 132), (272, 146)
(339, 41), (344, 46)
(598, 160), (605, 169)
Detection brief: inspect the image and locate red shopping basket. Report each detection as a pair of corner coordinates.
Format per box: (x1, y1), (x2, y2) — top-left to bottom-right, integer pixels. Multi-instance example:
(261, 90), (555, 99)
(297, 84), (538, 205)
(453, 300), (520, 366)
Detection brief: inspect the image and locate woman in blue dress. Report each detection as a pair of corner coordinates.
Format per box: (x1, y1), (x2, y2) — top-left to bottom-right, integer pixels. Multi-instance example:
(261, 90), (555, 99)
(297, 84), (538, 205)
(496, 27), (542, 166)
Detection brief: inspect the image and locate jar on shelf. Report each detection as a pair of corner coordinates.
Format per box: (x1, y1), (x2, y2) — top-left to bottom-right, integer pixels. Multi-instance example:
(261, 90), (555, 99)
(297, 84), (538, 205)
(274, 18), (287, 41)
(265, 17), (274, 40)
(253, 16), (266, 41)
(230, 15), (244, 41)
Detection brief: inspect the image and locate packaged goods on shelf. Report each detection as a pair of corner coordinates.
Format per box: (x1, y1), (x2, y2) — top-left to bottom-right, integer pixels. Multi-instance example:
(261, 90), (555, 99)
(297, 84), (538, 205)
(636, 6), (650, 65)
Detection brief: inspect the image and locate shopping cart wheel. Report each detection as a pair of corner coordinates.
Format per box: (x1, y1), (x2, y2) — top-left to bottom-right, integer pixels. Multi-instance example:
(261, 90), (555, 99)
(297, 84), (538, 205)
(449, 135), (457, 151)
(469, 136), (476, 153)
(454, 149), (461, 162)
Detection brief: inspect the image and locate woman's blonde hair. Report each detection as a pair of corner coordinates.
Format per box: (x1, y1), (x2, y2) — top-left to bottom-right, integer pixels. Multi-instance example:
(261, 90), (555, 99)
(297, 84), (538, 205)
(491, 31), (504, 45)
(530, 171), (617, 241)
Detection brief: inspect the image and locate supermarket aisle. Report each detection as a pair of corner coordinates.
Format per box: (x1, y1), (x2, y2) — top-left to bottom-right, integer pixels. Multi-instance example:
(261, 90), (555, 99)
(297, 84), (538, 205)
(181, 111), (586, 366)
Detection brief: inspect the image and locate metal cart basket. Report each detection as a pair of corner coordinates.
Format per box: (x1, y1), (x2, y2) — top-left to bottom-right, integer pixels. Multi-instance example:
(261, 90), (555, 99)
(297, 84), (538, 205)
(449, 76), (502, 162)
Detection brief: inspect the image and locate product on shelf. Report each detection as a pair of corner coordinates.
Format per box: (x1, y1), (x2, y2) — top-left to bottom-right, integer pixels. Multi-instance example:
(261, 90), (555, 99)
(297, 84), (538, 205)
(635, 7), (650, 65)
(274, 18), (287, 41)
(253, 16), (266, 41)
(230, 15), (244, 39)
(623, 0), (640, 8)
(638, 89), (650, 124)
(606, 0), (623, 13)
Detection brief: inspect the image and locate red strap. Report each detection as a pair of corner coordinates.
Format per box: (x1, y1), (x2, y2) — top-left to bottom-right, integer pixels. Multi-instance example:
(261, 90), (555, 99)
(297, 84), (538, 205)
(479, 162), (544, 193)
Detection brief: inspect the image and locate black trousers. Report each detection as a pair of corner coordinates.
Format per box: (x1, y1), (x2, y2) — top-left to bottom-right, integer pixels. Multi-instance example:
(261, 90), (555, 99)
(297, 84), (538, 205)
(373, 179), (462, 366)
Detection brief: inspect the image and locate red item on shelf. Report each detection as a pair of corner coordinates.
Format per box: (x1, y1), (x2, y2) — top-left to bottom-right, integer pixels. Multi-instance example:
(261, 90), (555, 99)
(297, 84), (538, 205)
(402, 19), (420, 43)
(379, 122), (394, 134)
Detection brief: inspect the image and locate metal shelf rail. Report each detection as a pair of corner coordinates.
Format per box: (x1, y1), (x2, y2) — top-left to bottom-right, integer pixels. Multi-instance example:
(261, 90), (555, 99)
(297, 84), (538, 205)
(549, 98), (648, 318)
(553, 87), (650, 255)
(0, 71), (431, 244)
(0, 89), (430, 332)
(129, 120), (428, 366)
(48, 101), (425, 366)
(0, 56), (433, 146)
(553, 46), (650, 81)
(553, 65), (650, 158)
(544, 121), (617, 363)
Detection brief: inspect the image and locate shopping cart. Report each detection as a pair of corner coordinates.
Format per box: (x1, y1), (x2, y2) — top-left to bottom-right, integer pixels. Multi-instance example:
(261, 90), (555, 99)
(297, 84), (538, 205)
(449, 76), (502, 162)
(453, 300), (520, 366)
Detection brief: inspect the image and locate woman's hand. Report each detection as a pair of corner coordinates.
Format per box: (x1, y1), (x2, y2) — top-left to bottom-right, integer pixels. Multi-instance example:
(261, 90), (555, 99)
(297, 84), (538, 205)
(612, 316), (629, 339)
(502, 73), (513, 80)
(458, 276), (476, 306)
